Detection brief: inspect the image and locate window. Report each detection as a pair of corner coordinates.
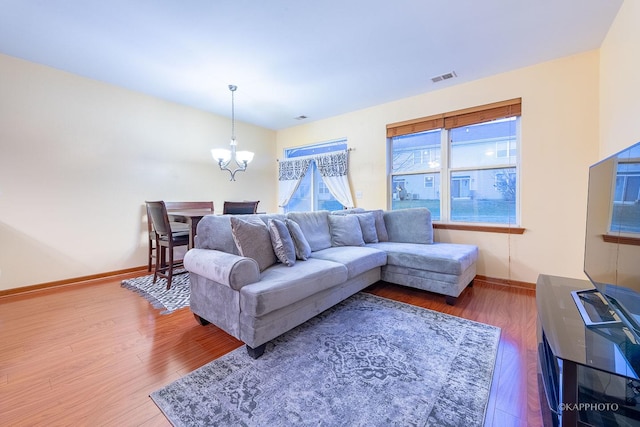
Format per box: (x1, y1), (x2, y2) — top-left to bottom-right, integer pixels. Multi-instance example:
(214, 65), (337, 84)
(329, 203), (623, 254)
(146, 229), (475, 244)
(387, 99), (521, 225)
(282, 139), (347, 213)
(612, 160), (640, 234)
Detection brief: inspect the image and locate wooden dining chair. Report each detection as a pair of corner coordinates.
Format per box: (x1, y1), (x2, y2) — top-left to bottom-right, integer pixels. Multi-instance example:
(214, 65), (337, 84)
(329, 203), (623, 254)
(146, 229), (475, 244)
(223, 200), (260, 215)
(145, 201), (190, 289)
(146, 201), (214, 271)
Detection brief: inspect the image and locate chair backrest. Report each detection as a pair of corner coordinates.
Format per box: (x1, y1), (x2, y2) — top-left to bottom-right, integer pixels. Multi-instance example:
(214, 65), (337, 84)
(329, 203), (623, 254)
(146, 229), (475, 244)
(223, 201), (259, 215)
(146, 201), (172, 236)
(165, 201), (214, 212)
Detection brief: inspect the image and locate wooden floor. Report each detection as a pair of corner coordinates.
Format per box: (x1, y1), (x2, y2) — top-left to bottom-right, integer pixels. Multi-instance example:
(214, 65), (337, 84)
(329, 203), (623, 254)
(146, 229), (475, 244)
(0, 272), (542, 426)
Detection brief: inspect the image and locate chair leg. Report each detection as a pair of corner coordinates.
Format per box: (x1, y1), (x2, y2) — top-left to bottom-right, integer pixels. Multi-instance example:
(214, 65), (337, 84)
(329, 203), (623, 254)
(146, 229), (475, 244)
(166, 245), (174, 290)
(148, 238), (154, 272)
(153, 245), (161, 283)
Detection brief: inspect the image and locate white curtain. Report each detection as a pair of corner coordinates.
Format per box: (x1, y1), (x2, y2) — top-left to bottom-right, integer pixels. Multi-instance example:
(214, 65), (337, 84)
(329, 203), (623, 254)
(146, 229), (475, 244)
(278, 158), (312, 207)
(315, 150), (355, 208)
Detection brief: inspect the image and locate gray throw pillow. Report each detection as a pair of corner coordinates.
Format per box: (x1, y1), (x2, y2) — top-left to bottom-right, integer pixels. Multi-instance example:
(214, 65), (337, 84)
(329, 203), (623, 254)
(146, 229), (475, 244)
(328, 214), (365, 247)
(285, 219), (312, 260)
(230, 216), (277, 272)
(268, 219), (296, 267)
(354, 213), (379, 243)
(286, 211), (332, 251)
(369, 209), (389, 242)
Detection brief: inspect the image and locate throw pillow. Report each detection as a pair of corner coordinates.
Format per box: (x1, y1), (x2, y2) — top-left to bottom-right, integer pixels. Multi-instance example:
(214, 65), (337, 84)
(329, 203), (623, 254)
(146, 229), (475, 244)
(328, 214), (365, 247)
(268, 219), (296, 267)
(362, 209), (389, 242)
(285, 219), (312, 260)
(285, 211), (332, 251)
(353, 212), (379, 243)
(230, 216), (277, 272)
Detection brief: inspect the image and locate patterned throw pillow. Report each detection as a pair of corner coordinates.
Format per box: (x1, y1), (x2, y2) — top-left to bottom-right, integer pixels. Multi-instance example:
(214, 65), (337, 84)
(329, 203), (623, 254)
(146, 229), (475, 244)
(230, 216), (277, 272)
(268, 219), (296, 267)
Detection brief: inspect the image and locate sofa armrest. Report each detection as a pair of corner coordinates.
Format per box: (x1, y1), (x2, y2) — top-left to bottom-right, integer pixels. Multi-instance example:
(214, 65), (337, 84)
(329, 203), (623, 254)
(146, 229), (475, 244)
(184, 249), (260, 291)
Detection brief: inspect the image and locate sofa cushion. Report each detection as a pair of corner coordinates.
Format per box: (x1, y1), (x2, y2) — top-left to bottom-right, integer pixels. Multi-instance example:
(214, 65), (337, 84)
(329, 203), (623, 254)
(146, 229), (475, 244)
(383, 208), (433, 244)
(239, 258), (348, 317)
(368, 242), (477, 275)
(285, 219), (312, 260)
(195, 215), (239, 255)
(268, 219), (296, 267)
(312, 246), (387, 279)
(230, 216), (277, 272)
(286, 211), (332, 251)
(328, 214), (365, 247)
(353, 213), (378, 243)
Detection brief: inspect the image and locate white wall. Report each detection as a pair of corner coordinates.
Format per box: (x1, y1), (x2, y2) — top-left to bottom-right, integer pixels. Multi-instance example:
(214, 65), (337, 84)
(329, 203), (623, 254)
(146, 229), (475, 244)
(0, 54), (277, 291)
(277, 51), (601, 284)
(600, 0), (640, 157)
(6, 1), (637, 292)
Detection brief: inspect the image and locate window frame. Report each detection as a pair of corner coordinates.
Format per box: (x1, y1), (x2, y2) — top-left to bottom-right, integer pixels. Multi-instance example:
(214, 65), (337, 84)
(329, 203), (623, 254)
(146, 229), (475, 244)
(386, 99), (525, 233)
(282, 139), (347, 213)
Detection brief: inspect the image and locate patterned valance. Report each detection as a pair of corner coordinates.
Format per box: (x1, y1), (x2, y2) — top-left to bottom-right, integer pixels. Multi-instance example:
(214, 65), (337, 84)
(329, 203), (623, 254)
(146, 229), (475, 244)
(315, 150), (348, 178)
(278, 158), (312, 181)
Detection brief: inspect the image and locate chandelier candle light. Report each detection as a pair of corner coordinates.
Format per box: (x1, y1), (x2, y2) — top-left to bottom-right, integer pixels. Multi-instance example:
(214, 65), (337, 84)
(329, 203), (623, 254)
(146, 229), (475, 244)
(211, 85), (254, 181)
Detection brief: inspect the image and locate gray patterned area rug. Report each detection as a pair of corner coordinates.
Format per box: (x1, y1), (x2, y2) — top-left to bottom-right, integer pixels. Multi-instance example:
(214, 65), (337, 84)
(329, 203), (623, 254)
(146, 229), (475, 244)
(121, 273), (190, 314)
(151, 292), (501, 426)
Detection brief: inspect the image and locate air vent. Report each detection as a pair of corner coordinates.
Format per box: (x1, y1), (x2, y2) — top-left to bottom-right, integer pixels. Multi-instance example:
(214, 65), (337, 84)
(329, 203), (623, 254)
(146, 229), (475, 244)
(431, 71), (457, 83)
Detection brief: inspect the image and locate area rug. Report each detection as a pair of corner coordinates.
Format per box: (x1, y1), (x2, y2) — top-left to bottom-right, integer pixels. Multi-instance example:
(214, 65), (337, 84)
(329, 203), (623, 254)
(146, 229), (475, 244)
(151, 292), (501, 426)
(121, 273), (190, 314)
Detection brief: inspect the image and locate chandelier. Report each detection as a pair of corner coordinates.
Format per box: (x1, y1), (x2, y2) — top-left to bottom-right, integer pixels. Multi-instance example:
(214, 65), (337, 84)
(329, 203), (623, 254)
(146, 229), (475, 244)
(211, 85), (254, 181)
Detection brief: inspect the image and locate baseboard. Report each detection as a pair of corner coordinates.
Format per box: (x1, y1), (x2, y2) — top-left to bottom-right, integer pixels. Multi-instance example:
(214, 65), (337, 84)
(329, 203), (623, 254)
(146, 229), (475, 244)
(0, 266), (148, 298)
(475, 275), (536, 291)
(1, 270), (536, 298)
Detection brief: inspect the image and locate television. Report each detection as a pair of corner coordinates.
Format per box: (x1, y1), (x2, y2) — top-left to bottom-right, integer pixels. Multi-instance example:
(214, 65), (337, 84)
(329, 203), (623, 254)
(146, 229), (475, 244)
(573, 141), (640, 342)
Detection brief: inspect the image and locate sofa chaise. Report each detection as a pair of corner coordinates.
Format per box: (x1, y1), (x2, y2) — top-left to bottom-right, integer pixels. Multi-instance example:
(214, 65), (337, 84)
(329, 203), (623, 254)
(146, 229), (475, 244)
(184, 207), (477, 358)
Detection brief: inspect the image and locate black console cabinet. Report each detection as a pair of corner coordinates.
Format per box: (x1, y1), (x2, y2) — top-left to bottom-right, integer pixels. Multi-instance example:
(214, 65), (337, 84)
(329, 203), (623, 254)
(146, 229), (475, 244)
(537, 274), (640, 427)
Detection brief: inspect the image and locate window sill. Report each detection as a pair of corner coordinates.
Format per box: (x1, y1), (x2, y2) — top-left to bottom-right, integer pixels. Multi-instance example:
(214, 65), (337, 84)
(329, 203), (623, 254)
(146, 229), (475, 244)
(433, 223), (525, 234)
(602, 234), (640, 246)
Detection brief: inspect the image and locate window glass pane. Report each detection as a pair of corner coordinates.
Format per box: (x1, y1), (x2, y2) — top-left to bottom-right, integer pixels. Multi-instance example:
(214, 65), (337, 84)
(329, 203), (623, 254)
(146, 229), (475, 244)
(450, 118), (517, 168)
(450, 168), (516, 223)
(392, 130), (441, 173)
(285, 140), (347, 158)
(611, 161), (640, 233)
(314, 166), (343, 211)
(391, 173), (440, 220)
(283, 140), (346, 212)
(284, 163), (343, 213)
(284, 166), (312, 213)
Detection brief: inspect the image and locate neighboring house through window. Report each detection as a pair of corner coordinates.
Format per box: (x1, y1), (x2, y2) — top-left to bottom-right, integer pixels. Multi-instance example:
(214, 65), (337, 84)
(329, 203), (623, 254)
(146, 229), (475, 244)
(387, 98), (521, 225)
(612, 156), (640, 234)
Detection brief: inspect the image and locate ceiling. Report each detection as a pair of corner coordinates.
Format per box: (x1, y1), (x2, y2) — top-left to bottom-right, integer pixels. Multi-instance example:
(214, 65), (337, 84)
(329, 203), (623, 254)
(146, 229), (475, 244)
(0, 0), (623, 130)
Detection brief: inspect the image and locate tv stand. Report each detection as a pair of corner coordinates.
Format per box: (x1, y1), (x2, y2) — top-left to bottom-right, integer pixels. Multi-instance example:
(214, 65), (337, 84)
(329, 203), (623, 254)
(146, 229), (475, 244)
(537, 274), (640, 426)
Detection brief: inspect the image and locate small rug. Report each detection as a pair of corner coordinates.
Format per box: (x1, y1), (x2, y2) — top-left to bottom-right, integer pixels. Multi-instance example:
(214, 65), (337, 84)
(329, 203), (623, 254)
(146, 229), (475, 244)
(151, 293), (501, 426)
(121, 272), (190, 314)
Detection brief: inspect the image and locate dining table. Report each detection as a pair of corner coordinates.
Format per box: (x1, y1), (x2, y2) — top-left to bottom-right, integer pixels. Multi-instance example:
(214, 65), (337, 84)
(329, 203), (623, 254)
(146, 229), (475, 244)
(168, 209), (215, 249)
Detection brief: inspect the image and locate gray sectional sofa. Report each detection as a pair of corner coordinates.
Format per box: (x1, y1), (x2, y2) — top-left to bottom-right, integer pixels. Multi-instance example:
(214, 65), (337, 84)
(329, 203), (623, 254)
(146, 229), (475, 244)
(184, 207), (477, 358)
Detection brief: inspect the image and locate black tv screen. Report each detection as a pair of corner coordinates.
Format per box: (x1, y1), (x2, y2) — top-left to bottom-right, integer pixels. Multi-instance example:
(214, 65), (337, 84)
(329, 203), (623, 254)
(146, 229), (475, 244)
(584, 141), (640, 335)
